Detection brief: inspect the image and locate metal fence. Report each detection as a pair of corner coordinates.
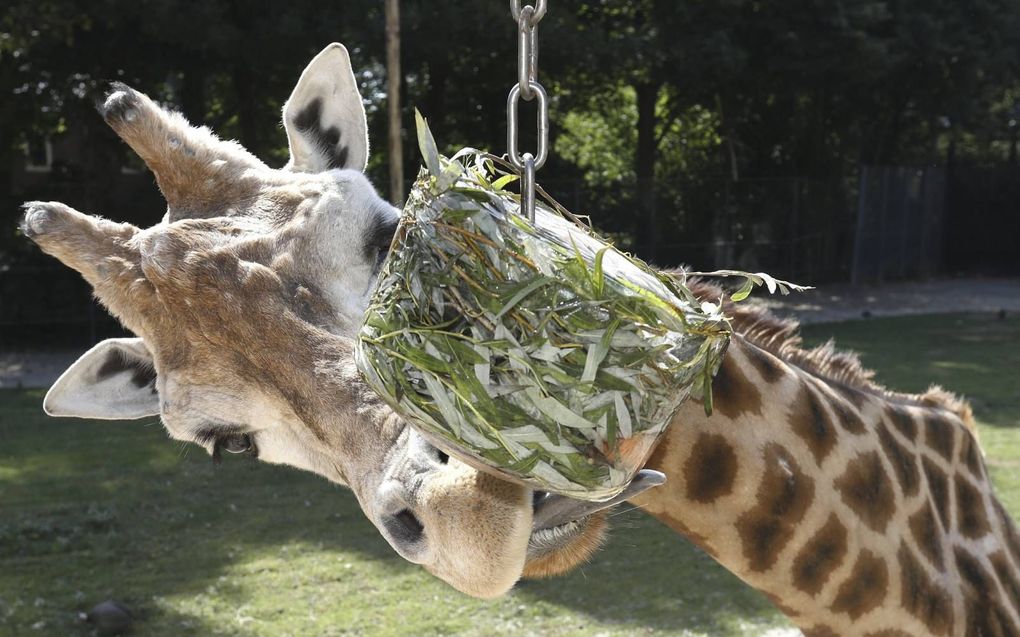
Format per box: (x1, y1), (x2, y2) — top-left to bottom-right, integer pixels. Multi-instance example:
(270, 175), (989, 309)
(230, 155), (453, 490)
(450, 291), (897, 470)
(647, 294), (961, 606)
(851, 166), (946, 284)
(0, 265), (127, 350)
(540, 174), (859, 283)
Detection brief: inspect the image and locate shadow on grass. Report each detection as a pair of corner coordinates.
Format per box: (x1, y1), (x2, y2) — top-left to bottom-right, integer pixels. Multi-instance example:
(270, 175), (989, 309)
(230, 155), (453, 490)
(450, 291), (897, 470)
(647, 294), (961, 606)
(1, 389), (780, 636)
(514, 514), (782, 633)
(1, 390), (395, 635)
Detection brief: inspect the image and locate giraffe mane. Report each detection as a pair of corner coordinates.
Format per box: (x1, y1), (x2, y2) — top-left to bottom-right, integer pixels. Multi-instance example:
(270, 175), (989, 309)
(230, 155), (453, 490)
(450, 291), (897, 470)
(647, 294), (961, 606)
(684, 278), (976, 431)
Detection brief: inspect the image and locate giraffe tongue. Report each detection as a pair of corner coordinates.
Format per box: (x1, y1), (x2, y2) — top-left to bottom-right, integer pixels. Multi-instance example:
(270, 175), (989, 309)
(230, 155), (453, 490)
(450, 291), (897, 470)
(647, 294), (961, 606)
(531, 470), (666, 531)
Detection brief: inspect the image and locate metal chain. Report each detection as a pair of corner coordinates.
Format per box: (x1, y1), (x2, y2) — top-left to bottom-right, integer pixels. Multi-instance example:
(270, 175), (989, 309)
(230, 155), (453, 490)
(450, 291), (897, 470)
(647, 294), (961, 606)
(507, 0), (549, 222)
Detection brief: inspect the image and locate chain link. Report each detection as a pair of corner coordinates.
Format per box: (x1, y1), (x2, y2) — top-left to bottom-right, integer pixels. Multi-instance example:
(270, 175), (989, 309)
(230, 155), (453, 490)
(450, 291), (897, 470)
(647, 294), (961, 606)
(510, 0), (546, 23)
(517, 5), (538, 100)
(507, 82), (548, 168)
(507, 1), (549, 222)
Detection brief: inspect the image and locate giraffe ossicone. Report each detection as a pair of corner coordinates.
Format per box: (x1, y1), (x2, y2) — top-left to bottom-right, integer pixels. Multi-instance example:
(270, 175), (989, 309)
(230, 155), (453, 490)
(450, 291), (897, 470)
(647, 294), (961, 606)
(20, 43), (1020, 635)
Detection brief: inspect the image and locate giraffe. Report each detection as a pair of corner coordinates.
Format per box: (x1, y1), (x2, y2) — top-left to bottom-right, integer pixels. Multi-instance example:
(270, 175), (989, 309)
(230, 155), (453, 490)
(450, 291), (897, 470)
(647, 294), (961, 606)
(528, 281), (1020, 637)
(19, 42), (1019, 631)
(17, 43), (655, 600)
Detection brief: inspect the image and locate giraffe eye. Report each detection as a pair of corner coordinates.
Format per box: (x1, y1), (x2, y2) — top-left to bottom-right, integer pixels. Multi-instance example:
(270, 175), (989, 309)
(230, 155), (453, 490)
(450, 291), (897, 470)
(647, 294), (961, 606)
(219, 433), (252, 454)
(211, 433), (257, 465)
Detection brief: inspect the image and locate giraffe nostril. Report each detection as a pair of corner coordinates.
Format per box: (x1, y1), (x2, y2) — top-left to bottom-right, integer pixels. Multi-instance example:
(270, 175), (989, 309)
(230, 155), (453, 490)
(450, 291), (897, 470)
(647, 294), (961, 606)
(386, 508), (425, 546)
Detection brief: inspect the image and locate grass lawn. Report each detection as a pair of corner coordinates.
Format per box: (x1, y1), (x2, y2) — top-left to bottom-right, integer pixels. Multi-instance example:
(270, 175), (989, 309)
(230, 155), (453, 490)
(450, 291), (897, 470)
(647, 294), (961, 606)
(1, 312), (1018, 636)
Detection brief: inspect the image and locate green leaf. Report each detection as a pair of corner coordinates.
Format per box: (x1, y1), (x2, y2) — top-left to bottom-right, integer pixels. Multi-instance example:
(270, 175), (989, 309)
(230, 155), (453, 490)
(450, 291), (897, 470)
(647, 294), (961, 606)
(415, 109), (442, 179)
(580, 319), (619, 383)
(568, 235), (594, 292)
(592, 245), (611, 298)
(687, 269), (813, 301)
(730, 277), (755, 302)
(701, 369), (715, 416)
(491, 174), (519, 191)
(495, 276), (555, 319)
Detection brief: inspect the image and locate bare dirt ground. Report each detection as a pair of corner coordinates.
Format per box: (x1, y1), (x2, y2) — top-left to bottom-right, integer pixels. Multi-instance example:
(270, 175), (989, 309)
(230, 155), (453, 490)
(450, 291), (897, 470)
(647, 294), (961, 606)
(748, 276), (1020, 324)
(2, 277), (1017, 389)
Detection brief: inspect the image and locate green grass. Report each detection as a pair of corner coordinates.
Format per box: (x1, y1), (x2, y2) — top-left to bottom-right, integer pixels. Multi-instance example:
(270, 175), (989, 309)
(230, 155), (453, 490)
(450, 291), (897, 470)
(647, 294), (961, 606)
(1, 312), (1018, 636)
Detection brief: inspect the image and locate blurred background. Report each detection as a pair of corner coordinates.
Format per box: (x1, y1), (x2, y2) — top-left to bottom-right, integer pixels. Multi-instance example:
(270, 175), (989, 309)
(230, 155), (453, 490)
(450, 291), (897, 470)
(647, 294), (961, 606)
(2, 0), (1019, 350)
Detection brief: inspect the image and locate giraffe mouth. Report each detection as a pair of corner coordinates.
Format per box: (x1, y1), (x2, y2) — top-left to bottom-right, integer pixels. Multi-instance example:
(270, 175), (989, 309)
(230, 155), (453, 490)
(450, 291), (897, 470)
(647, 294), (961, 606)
(526, 469), (665, 558)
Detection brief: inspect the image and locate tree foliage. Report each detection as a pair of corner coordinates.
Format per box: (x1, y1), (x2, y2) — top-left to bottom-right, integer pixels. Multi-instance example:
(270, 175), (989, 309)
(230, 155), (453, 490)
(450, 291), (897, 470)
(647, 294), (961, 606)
(2, 0), (1018, 264)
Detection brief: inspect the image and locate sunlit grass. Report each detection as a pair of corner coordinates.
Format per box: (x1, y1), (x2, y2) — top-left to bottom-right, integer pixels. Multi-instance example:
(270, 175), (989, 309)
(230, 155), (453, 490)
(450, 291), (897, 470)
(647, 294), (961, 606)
(1, 312), (1017, 635)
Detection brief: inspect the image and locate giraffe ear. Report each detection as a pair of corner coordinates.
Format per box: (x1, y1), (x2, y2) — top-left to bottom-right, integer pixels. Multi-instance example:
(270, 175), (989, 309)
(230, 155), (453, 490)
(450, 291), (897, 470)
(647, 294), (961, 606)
(44, 338), (159, 420)
(283, 43), (369, 173)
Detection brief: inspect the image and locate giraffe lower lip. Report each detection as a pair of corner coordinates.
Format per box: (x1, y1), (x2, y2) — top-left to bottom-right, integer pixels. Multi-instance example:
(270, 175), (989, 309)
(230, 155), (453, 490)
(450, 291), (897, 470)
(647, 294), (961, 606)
(527, 517), (590, 559)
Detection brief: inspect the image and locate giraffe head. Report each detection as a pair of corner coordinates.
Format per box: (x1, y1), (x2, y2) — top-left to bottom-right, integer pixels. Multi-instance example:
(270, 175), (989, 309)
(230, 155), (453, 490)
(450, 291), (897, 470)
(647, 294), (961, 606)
(19, 43), (629, 597)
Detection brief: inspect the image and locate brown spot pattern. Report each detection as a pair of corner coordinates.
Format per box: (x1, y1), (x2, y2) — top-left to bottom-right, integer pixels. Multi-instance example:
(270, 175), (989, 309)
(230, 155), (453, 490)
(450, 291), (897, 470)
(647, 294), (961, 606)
(877, 420), (920, 497)
(839, 383), (871, 411)
(909, 501), (946, 571)
(955, 546), (995, 594)
(735, 444), (815, 572)
(961, 595), (1016, 637)
(955, 547), (1019, 637)
(994, 501), (1020, 568)
(791, 383), (839, 465)
(834, 451), (897, 534)
(830, 393), (866, 434)
(803, 627), (839, 637)
(925, 415), (957, 461)
(887, 407), (918, 440)
(791, 514), (848, 595)
(711, 355), (763, 419)
(989, 551), (1020, 616)
(923, 458), (953, 530)
(830, 549), (889, 619)
(959, 430), (985, 479)
(955, 477), (991, 539)
(744, 344), (785, 384)
(864, 632), (914, 637)
(899, 543), (954, 636)
(683, 433), (738, 504)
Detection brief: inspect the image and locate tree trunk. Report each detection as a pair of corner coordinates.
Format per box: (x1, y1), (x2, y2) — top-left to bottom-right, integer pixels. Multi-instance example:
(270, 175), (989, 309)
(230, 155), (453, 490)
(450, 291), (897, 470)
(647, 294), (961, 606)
(634, 81), (660, 263)
(385, 0), (404, 205)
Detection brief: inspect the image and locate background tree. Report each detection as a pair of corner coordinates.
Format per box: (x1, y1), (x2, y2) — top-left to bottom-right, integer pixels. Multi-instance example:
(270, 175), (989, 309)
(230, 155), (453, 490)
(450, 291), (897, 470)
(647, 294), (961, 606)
(2, 0), (1018, 272)
(385, 0), (403, 205)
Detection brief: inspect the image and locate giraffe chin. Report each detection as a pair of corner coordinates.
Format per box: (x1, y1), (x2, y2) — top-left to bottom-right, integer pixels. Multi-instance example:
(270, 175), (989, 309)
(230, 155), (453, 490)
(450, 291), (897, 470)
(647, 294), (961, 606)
(521, 511), (609, 578)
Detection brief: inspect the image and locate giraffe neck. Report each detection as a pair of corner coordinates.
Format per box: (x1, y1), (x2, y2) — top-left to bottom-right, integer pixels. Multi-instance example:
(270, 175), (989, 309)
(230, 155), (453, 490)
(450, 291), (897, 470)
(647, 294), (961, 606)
(632, 335), (1020, 636)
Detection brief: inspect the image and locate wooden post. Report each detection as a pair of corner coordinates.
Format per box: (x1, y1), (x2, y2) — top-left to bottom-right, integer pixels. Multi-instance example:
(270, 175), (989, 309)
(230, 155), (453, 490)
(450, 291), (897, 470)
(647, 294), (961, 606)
(385, 0), (404, 205)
